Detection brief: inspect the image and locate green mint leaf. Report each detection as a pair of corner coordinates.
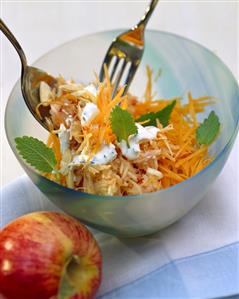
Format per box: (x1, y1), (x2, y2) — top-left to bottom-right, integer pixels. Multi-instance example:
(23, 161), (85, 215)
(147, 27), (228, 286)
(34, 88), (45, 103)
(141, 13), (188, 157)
(110, 106), (138, 145)
(15, 136), (56, 173)
(196, 111), (220, 145)
(136, 100), (176, 127)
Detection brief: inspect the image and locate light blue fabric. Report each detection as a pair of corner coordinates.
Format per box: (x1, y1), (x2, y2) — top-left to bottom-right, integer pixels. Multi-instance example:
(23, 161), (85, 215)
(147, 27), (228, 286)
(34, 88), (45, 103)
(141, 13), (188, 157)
(1, 143), (239, 299)
(98, 242), (239, 299)
(1, 174), (239, 299)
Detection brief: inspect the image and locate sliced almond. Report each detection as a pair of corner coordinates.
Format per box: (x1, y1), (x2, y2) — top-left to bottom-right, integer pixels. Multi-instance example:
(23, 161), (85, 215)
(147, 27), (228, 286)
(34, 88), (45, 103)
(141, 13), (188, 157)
(39, 81), (52, 103)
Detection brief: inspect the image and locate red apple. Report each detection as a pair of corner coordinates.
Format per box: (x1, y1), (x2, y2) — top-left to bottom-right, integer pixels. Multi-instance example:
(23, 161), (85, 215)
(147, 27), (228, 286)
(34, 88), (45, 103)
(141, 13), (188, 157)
(0, 212), (102, 299)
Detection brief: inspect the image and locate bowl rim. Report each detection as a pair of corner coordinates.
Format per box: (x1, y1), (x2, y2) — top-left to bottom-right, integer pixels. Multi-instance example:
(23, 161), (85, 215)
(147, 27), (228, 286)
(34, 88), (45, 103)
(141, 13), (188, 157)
(5, 28), (239, 201)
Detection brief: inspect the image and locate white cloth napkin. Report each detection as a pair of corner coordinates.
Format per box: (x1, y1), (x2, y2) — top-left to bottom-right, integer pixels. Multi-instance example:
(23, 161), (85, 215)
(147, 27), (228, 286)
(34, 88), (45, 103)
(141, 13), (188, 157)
(1, 138), (238, 298)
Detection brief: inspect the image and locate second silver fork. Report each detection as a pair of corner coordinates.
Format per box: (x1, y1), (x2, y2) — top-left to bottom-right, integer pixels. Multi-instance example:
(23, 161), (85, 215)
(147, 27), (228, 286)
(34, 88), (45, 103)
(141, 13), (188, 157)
(99, 0), (159, 97)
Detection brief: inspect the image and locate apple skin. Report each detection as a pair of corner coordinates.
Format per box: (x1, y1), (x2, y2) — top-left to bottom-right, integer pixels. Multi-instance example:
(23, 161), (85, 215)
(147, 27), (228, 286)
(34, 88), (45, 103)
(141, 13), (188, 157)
(0, 212), (102, 299)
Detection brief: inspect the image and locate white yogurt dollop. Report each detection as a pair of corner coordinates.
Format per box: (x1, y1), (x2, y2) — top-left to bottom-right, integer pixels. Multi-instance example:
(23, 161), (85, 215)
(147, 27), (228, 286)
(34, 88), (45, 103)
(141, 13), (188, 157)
(119, 123), (159, 160)
(58, 124), (70, 154)
(71, 143), (117, 165)
(81, 103), (100, 126)
(84, 84), (97, 97)
(91, 143), (117, 164)
(119, 140), (140, 160)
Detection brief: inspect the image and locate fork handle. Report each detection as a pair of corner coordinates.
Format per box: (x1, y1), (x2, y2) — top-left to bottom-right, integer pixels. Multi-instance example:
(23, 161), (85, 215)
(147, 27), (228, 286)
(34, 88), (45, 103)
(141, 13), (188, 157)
(0, 19), (27, 71)
(137, 0), (159, 29)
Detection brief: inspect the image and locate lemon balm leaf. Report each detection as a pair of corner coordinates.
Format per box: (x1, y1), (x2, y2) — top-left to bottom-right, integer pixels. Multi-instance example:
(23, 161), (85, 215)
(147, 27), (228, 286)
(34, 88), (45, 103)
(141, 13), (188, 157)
(136, 100), (176, 127)
(136, 111), (155, 126)
(156, 100), (176, 127)
(15, 136), (56, 173)
(196, 111), (220, 145)
(110, 106), (138, 145)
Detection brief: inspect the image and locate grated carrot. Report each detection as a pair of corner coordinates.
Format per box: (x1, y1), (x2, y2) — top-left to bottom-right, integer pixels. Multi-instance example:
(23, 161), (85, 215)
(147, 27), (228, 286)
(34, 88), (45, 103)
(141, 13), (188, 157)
(144, 65), (153, 102)
(42, 64), (216, 195)
(47, 133), (62, 168)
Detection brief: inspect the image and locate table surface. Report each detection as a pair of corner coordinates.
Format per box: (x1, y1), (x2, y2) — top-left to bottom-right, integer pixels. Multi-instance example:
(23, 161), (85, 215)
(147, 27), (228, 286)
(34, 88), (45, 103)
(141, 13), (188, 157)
(1, 1), (238, 186)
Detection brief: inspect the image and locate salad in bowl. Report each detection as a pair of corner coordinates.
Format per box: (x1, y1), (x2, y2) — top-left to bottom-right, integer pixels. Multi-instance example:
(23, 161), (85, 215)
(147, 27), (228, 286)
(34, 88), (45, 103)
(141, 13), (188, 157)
(6, 30), (238, 236)
(16, 66), (220, 196)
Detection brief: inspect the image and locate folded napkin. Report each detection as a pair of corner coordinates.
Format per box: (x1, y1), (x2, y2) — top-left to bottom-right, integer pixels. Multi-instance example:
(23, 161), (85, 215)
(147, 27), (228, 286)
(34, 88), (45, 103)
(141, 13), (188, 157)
(1, 138), (238, 299)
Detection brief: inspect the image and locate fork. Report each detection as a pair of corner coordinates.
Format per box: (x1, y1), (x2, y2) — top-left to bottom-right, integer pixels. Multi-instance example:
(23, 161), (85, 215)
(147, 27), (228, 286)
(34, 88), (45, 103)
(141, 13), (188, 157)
(99, 0), (159, 97)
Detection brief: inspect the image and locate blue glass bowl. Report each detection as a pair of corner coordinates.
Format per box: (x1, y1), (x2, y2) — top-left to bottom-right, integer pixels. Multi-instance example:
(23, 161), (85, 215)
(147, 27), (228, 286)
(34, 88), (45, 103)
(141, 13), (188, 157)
(5, 30), (239, 237)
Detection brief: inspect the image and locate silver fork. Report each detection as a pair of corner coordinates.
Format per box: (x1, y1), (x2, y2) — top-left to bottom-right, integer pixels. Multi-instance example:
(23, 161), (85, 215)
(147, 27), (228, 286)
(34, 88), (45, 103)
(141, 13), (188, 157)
(99, 0), (159, 97)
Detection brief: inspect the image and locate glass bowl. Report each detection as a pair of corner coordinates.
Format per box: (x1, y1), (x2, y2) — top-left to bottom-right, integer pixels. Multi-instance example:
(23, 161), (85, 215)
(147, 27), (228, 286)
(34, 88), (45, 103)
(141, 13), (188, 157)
(5, 30), (239, 237)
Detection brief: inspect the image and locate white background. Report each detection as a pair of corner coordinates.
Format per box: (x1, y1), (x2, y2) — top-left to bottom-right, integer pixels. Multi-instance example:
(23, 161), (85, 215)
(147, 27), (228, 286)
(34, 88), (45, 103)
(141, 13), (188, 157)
(1, 0), (238, 186)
